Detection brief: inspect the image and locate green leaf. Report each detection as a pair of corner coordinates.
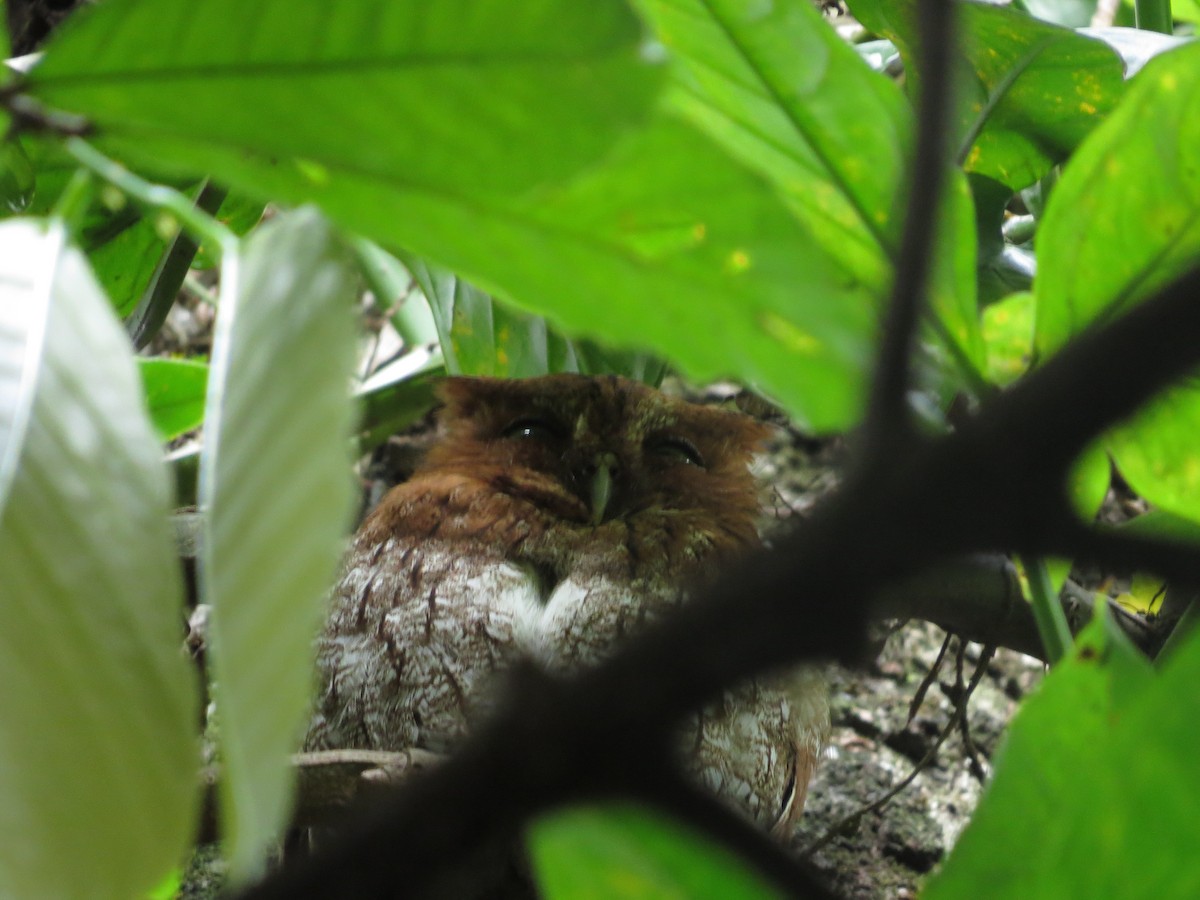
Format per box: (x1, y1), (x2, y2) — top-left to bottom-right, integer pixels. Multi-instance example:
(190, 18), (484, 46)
(21, 0), (934, 429)
(926, 609), (1200, 899)
(852, 0), (1125, 190)
(638, 0), (910, 282)
(27, 0), (663, 197)
(1035, 42), (1200, 354)
(981, 290), (1034, 386)
(0, 135), (35, 213)
(393, 111), (885, 430)
(1067, 439), (1111, 520)
(637, 0), (983, 401)
(1033, 43), (1200, 521)
(1172, 0), (1200, 21)
(1107, 385), (1200, 522)
(137, 357), (209, 441)
(528, 803), (782, 899)
(200, 209), (358, 880)
(1116, 506), (1200, 544)
(0, 219), (198, 899)
(406, 255), (583, 378)
(927, 174), (986, 399)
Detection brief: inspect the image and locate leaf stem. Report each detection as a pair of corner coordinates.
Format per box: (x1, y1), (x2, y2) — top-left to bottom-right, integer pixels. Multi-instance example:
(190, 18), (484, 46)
(1134, 0), (1173, 34)
(1021, 555), (1073, 664)
(50, 167), (95, 230)
(64, 138), (236, 260)
(126, 180), (228, 349)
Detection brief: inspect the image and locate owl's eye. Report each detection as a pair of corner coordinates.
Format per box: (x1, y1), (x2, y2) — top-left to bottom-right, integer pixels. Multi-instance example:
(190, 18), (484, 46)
(646, 435), (704, 467)
(501, 416), (564, 441)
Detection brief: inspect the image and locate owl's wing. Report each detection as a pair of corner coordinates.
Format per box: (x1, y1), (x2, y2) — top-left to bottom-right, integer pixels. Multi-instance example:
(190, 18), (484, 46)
(537, 570), (829, 831)
(306, 532), (545, 753)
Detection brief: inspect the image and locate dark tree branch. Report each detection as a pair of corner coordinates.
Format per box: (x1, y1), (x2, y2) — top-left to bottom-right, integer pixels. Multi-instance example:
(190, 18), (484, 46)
(872, 555), (1163, 662)
(862, 0), (957, 453)
(236, 0), (1200, 884)
(1050, 521), (1200, 598)
(953, 264), (1200, 501)
(239, 247), (1200, 898)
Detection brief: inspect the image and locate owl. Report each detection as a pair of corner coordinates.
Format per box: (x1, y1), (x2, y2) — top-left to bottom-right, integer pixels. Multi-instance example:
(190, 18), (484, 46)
(306, 374), (828, 834)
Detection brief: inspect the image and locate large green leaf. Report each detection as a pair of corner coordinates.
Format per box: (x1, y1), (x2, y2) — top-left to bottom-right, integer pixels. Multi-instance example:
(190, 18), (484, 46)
(638, 0), (910, 282)
(85, 100), (879, 426)
(21, 0), (902, 430)
(200, 210), (358, 879)
(0, 219), (198, 899)
(926, 611), (1200, 899)
(1107, 384), (1200, 521)
(529, 804), (782, 899)
(637, 0), (983, 402)
(1034, 42), (1200, 353)
(851, 0), (1124, 190)
(436, 114), (880, 429)
(26, 0), (662, 197)
(1034, 42), (1200, 521)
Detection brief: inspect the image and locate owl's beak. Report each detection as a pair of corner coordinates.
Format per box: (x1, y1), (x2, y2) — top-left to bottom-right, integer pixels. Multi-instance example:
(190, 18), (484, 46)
(589, 451), (620, 525)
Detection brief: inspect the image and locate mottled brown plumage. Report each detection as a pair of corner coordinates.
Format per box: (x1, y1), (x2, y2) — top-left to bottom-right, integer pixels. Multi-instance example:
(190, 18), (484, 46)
(307, 374), (827, 832)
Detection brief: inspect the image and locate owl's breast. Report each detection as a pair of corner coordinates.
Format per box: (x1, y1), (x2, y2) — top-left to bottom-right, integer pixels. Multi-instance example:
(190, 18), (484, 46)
(527, 572), (677, 670)
(308, 534), (547, 753)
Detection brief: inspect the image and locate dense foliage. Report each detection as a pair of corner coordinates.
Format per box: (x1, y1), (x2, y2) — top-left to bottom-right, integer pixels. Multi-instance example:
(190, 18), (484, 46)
(0, 0), (1198, 896)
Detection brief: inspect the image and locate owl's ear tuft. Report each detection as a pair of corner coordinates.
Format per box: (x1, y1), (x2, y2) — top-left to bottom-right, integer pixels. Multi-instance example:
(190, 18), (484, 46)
(710, 407), (773, 457)
(434, 376), (505, 421)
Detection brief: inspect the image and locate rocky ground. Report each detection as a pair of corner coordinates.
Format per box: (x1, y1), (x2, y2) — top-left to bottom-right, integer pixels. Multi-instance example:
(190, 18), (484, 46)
(792, 624), (1043, 897)
(182, 623), (1043, 898)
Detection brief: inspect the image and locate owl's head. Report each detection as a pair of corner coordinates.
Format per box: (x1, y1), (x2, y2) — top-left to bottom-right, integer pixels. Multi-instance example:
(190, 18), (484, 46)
(421, 374), (768, 543)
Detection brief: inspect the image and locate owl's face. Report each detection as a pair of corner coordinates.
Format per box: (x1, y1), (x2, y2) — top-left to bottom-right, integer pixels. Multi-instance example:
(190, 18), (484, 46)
(422, 374), (768, 541)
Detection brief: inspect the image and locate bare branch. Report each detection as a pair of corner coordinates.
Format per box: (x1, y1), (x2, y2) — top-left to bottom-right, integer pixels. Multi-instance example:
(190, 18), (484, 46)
(238, 258), (1200, 899)
(873, 555), (1163, 662)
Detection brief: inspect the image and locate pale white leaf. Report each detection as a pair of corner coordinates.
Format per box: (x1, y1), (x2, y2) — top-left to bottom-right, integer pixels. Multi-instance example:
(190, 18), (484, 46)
(200, 208), (358, 879)
(0, 218), (199, 899)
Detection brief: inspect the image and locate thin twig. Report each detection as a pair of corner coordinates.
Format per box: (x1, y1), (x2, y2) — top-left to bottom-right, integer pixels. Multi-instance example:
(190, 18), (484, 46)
(800, 640), (994, 857)
(908, 631), (953, 725)
(861, 0), (959, 453)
